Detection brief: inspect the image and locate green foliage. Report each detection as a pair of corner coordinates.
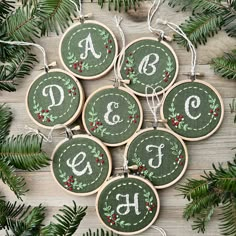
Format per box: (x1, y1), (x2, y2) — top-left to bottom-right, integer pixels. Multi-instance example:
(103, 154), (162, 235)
(177, 155), (236, 235)
(41, 201), (87, 236)
(98, 0), (140, 12)
(0, 1), (14, 23)
(83, 229), (117, 236)
(0, 104), (12, 143)
(212, 50), (236, 80)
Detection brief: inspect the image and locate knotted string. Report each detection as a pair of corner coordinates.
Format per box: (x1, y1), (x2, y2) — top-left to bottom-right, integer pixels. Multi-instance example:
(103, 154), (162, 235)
(114, 15), (126, 88)
(148, 0), (197, 78)
(145, 85), (165, 127)
(151, 225), (167, 235)
(0, 40), (49, 72)
(69, 0), (83, 18)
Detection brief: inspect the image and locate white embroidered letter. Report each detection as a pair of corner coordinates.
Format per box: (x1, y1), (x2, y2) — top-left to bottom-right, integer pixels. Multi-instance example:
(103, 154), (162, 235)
(66, 152), (93, 176)
(138, 53), (159, 76)
(42, 85), (64, 110)
(104, 102), (123, 125)
(185, 95), (201, 120)
(146, 144), (165, 168)
(78, 33), (101, 60)
(116, 193), (141, 215)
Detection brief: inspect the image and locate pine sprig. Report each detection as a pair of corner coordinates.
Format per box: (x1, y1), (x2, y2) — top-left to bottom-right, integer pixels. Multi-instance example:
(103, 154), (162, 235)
(0, 134), (50, 171)
(83, 229), (117, 236)
(0, 0), (14, 23)
(0, 158), (27, 200)
(212, 50), (236, 80)
(41, 201), (87, 236)
(0, 104), (12, 143)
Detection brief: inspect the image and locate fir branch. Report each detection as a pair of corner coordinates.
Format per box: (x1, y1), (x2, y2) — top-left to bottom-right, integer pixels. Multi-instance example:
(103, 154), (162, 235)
(36, 0), (78, 36)
(0, 104), (12, 143)
(0, 134), (50, 171)
(174, 13), (223, 48)
(212, 50), (236, 80)
(0, 159), (27, 200)
(41, 201), (87, 236)
(0, 0), (14, 23)
(98, 0), (140, 12)
(83, 229), (117, 236)
(0, 65), (17, 92)
(2, 5), (40, 41)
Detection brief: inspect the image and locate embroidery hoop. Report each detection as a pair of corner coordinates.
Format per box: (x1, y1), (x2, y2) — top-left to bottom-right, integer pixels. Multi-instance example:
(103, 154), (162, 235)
(82, 85), (143, 147)
(118, 37), (179, 97)
(26, 68), (85, 130)
(124, 127), (188, 189)
(51, 133), (112, 196)
(96, 174), (160, 235)
(160, 79), (224, 141)
(59, 20), (118, 80)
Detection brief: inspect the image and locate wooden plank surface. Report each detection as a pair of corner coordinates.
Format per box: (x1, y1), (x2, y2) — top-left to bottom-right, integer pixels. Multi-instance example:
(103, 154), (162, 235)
(1, 1), (236, 235)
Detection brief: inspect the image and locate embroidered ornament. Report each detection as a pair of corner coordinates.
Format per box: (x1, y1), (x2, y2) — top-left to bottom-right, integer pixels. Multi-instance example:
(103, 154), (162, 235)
(161, 80), (224, 141)
(125, 128), (188, 189)
(96, 175), (160, 235)
(82, 86), (143, 146)
(51, 134), (112, 196)
(59, 20), (118, 80)
(118, 37), (178, 97)
(26, 69), (84, 129)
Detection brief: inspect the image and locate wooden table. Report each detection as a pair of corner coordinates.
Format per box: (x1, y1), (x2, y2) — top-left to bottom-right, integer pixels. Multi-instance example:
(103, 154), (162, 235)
(1, 2), (236, 235)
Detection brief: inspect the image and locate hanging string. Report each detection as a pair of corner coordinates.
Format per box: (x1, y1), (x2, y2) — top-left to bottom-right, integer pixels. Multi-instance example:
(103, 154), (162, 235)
(151, 225), (167, 236)
(145, 85), (165, 127)
(113, 15), (126, 88)
(69, 0), (83, 18)
(148, 0), (197, 78)
(0, 40), (49, 72)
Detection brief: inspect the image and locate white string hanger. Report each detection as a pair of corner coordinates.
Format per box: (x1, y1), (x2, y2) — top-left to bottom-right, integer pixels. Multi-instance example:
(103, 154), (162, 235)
(0, 40), (49, 72)
(69, 0), (83, 19)
(151, 225), (167, 236)
(148, 0), (197, 79)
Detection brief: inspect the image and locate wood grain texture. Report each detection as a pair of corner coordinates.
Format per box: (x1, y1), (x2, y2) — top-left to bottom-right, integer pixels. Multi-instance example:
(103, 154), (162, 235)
(0, 1), (236, 236)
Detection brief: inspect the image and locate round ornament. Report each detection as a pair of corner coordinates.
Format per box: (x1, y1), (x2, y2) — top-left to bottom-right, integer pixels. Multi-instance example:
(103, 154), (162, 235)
(161, 80), (224, 141)
(118, 37), (179, 97)
(51, 134), (112, 196)
(59, 20), (118, 80)
(96, 175), (160, 235)
(125, 128), (188, 189)
(26, 69), (84, 129)
(82, 86), (143, 147)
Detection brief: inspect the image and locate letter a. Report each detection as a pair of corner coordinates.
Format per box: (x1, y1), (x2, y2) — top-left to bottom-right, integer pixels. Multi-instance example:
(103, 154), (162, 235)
(78, 33), (102, 60)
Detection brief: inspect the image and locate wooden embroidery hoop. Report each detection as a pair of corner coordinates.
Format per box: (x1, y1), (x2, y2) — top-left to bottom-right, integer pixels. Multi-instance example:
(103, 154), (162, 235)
(82, 85), (144, 147)
(26, 68), (85, 130)
(124, 127), (188, 189)
(160, 79), (224, 141)
(59, 20), (118, 80)
(96, 174), (160, 235)
(118, 37), (179, 97)
(50, 134), (112, 196)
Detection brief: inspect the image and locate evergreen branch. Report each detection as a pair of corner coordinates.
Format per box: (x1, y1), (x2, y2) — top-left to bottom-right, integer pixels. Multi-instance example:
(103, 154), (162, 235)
(0, 104), (12, 143)
(41, 201), (87, 236)
(83, 229), (117, 236)
(223, 11), (236, 37)
(98, 0), (140, 12)
(174, 13), (223, 48)
(2, 5), (40, 41)
(0, 134), (50, 171)
(36, 0), (78, 36)
(219, 197), (236, 236)
(0, 159), (27, 200)
(212, 50), (236, 80)
(0, 0), (14, 23)
(0, 65), (17, 92)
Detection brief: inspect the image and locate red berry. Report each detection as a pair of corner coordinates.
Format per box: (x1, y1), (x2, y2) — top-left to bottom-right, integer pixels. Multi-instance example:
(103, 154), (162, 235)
(112, 214), (116, 217)
(79, 70), (82, 72)
(126, 71), (129, 75)
(129, 115), (133, 119)
(47, 118), (50, 122)
(109, 39), (112, 43)
(107, 216), (110, 219)
(41, 110), (45, 113)
(96, 158), (99, 163)
(216, 108), (220, 111)
(126, 60), (129, 63)
(100, 153), (104, 157)
(130, 68), (134, 72)
(108, 50), (111, 53)
(73, 64), (77, 69)
(90, 122), (93, 126)
(175, 121), (179, 126)
(135, 115), (139, 118)
(176, 158), (179, 162)
(91, 128), (94, 131)
(71, 180), (74, 183)
(73, 92), (76, 95)
(146, 202), (149, 206)
(96, 121), (100, 125)
(95, 126), (98, 129)
(133, 120), (137, 123)
(67, 183), (71, 187)
(179, 155), (184, 159)
(112, 222), (115, 225)
(69, 90), (72, 93)
(164, 78), (168, 82)
(69, 187), (73, 191)
(101, 160), (105, 164)
(180, 162), (183, 166)
(214, 113), (218, 117)
(70, 176), (73, 179)
(143, 167), (147, 170)
(171, 118), (175, 122)
(73, 87), (76, 90)
(129, 52), (132, 56)
(105, 45), (108, 48)
(100, 122), (103, 125)
(210, 109), (213, 113)
(148, 208), (152, 211)
(108, 219), (111, 223)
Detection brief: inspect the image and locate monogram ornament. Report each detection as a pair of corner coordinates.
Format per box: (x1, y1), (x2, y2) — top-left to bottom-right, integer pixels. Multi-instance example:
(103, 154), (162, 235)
(26, 69), (84, 129)
(125, 127), (188, 189)
(82, 85), (143, 146)
(51, 134), (112, 196)
(96, 175), (160, 235)
(160, 80), (224, 141)
(118, 37), (179, 97)
(59, 20), (118, 80)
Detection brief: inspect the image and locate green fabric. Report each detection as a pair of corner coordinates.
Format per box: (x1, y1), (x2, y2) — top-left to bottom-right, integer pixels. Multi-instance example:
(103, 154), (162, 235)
(97, 176), (158, 233)
(120, 39), (177, 95)
(60, 22), (116, 78)
(84, 87), (142, 145)
(127, 129), (187, 188)
(52, 136), (110, 194)
(27, 71), (81, 127)
(163, 81), (223, 139)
